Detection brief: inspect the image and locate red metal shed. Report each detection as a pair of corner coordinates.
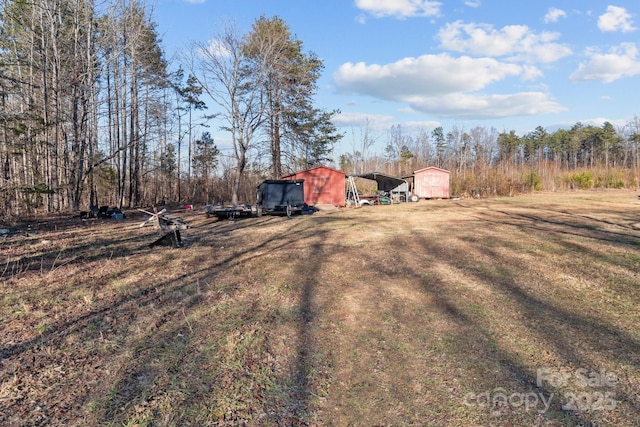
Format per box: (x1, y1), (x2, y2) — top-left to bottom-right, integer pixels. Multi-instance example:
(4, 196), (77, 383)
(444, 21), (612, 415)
(282, 166), (347, 207)
(413, 167), (450, 199)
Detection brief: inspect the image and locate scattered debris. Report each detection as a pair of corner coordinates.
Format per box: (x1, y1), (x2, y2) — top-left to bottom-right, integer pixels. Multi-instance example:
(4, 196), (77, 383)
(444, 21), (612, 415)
(301, 204), (319, 215)
(139, 208), (187, 231)
(139, 207), (188, 248)
(80, 206), (125, 219)
(149, 230), (183, 248)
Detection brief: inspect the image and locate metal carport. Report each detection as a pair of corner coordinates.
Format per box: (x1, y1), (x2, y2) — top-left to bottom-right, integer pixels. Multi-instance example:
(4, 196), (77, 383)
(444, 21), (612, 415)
(348, 172), (409, 203)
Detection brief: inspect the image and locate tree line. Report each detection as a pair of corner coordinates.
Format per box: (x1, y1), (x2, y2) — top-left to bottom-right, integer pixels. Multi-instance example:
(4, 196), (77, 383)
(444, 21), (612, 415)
(340, 118), (640, 197)
(0, 0), (340, 220)
(1, 0), (639, 222)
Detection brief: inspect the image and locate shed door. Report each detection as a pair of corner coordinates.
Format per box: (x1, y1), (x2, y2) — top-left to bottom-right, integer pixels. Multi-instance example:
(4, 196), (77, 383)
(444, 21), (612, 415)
(309, 176), (329, 204)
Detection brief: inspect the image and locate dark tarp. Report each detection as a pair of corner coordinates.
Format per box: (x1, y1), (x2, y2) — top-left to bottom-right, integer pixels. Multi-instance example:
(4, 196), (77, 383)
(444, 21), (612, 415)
(348, 172), (407, 192)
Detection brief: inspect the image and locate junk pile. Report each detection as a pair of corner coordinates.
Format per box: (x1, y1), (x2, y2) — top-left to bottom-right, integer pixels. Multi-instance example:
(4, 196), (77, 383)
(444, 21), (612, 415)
(80, 206), (125, 219)
(139, 207), (188, 248)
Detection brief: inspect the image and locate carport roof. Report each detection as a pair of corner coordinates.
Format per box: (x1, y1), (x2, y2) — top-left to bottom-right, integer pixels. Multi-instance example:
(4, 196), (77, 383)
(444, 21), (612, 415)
(349, 172), (407, 191)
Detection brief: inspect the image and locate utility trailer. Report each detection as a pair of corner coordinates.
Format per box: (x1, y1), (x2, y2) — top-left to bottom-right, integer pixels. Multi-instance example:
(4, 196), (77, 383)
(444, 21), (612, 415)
(204, 204), (254, 220)
(256, 179), (305, 217)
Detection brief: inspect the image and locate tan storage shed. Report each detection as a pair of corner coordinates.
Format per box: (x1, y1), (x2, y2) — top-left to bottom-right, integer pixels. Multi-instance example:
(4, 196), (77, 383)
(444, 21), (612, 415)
(413, 167), (450, 199)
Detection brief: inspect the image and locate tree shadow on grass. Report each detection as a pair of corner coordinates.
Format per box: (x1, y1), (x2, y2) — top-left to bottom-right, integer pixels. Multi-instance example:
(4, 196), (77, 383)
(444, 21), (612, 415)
(265, 201), (640, 425)
(89, 216), (338, 426)
(393, 208), (640, 425)
(1, 215), (328, 425)
(303, 199), (640, 425)
(6, 202), (638, 426)
(487, 207), (640, 248)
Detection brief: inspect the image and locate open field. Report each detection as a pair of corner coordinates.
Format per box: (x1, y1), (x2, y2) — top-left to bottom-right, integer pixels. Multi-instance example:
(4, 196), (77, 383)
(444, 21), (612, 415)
(1, 190), (639, 426)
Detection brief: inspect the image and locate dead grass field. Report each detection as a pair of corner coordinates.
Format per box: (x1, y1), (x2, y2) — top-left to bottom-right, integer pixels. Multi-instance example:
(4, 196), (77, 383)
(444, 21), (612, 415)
(1, 189), (639, 426)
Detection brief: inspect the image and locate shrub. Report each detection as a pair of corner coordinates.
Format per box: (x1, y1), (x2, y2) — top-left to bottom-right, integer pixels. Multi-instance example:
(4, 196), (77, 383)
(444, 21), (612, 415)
(526, 170), (542, 191)
(563, 171), (593, 189)
(595, 172), (625, 189)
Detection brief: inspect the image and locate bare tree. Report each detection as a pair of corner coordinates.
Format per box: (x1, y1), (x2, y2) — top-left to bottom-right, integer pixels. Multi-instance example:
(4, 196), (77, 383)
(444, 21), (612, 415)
(350, 118), (377, 174)
(188, 22), (266, 205)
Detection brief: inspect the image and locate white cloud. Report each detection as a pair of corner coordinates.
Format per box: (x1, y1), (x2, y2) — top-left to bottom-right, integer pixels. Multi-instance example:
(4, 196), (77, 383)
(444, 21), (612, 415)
(570, 43), (640, 83)
(354, 0), (441, 19)
(582, 118), (627, 128)
(464, 1), (481, 8)
(355, 15), (367, 24)
(198, 39), (231, 58)
(521, 65), (544, 81)
(332, 111), (394, 129)
(544, 7), (567, 24)
(598, 6), (636, 33)
(409, 92), (565, 119)
(552, 117), (627, 130)
(437, 21), (572, 63)
(401, 120), (443, 132)
(334, 54), (523, 98)
(332, 113), (440, 137)
(333, 54), (564, 119)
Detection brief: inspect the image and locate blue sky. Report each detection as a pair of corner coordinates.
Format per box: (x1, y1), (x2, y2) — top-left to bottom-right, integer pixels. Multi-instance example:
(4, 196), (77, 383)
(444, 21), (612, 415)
(154, 0), (640, 156)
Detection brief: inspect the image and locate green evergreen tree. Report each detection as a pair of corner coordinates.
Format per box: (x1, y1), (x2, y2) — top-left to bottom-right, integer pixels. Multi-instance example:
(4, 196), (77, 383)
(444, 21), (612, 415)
(244, 15), (341, 176)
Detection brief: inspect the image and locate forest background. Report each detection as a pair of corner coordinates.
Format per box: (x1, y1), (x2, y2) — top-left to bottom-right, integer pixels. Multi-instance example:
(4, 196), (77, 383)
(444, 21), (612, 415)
(2, 0), (640, 221)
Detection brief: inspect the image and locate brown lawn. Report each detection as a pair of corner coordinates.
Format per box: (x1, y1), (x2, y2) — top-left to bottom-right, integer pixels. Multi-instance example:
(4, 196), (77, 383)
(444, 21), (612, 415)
(1, 189), (639, 426)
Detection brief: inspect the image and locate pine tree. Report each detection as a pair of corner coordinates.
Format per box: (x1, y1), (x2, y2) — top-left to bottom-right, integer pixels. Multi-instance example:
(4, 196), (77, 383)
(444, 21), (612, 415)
(244, 15), (341, 177)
